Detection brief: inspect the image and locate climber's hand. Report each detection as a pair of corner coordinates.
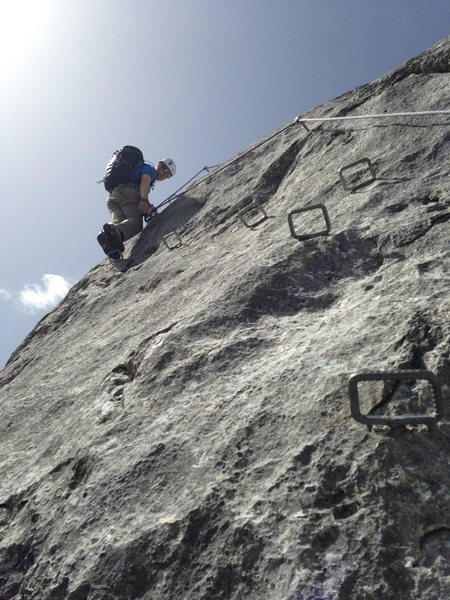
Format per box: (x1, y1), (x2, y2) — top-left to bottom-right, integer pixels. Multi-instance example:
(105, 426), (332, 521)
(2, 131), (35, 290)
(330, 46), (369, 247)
(138, 200), (154, 215)
(143, 206), (158, 222)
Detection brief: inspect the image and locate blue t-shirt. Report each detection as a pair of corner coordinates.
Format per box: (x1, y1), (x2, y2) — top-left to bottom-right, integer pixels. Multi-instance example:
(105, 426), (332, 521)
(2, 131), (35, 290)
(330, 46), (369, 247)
(131, 162), (157, 188)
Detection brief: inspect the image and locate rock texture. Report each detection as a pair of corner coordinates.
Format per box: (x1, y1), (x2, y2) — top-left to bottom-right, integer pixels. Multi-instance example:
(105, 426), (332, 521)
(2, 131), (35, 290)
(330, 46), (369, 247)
(1, 37), (450, 600)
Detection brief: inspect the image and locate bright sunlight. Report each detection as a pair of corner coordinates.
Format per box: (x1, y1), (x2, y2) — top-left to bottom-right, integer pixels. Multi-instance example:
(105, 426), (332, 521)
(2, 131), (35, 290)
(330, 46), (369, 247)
(0, 0), (54, 82)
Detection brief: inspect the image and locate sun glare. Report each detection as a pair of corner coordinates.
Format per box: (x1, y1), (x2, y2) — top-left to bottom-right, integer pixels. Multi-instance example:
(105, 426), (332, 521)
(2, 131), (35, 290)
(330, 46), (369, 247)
(0, 0), (53, 82)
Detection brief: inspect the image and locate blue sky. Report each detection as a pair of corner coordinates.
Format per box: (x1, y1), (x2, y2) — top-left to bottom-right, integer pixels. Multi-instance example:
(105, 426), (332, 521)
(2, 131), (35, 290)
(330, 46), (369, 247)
(0, 0), (448, 368)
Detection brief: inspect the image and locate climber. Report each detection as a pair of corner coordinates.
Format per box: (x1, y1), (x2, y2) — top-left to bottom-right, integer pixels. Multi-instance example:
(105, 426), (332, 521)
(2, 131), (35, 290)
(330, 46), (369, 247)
(97, 157), (177, 258)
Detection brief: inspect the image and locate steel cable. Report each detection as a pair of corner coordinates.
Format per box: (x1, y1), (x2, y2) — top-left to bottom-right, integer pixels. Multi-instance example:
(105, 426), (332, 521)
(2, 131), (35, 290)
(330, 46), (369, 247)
(155, 109), (449, 211)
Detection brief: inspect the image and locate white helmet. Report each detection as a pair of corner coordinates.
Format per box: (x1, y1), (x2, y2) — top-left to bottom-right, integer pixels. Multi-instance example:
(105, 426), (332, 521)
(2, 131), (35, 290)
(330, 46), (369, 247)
(161, 158), (176, 176)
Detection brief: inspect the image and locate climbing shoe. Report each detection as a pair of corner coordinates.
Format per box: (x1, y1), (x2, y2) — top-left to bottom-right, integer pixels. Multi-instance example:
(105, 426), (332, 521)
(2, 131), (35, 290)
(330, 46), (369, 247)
(97, 230), (112, 256)
(97, 232), (123, 260)
(103, 223), (125, 252)
(107, 249), (123, 261)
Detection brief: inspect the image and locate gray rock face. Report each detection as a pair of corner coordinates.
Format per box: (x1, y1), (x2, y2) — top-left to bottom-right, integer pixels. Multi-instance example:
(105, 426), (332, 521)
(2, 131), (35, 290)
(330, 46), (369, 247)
(1, 37), (450, 600)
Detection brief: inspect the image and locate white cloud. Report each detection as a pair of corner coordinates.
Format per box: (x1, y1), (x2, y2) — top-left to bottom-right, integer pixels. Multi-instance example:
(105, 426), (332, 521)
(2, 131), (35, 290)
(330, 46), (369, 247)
(0, 288), (12, 301)
(19, 274), (72, 313)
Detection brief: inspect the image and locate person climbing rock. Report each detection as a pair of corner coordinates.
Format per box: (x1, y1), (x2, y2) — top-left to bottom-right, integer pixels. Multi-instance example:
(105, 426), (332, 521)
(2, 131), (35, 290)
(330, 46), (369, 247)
(97, 154), (176, 258)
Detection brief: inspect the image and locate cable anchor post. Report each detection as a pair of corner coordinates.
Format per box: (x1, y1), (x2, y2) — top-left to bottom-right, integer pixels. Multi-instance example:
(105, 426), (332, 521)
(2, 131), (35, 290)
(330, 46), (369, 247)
(295, 116), (310, 132)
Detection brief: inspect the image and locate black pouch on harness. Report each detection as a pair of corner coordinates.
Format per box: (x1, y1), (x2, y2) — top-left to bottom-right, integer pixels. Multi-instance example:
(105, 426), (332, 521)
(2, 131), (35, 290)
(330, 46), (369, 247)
(102, 146), (144, 193)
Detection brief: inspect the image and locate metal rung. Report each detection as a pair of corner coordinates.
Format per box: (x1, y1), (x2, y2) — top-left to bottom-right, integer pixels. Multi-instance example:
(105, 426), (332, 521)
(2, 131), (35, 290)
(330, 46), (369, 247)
(238, 202), (268, 228)
(348, 370), (443, 431)
(339, 158), (376, 191)
(163, 231), (182, 250)
(288, 203), (331, 241)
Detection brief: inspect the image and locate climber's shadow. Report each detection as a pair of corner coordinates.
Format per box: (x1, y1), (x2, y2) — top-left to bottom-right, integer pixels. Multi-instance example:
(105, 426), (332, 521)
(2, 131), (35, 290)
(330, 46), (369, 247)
(126, 194), (204, 268)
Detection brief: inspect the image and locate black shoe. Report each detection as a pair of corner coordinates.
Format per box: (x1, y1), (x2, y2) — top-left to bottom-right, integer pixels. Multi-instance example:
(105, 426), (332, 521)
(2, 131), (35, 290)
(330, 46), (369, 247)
(103, 223), (125, 252)
(97, 232), (123, 260)
(97, 231), (113, 256)
(108, 249), (123, 261)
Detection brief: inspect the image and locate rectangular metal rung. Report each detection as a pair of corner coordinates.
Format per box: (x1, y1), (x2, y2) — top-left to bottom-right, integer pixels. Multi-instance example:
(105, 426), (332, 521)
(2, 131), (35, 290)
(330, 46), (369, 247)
(163, 231), (182, 250)
(238, 202), (268, 228)
(348, 370), (443, 431)
(288, 203), (331, 241)
(339, 158), (376, 191)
